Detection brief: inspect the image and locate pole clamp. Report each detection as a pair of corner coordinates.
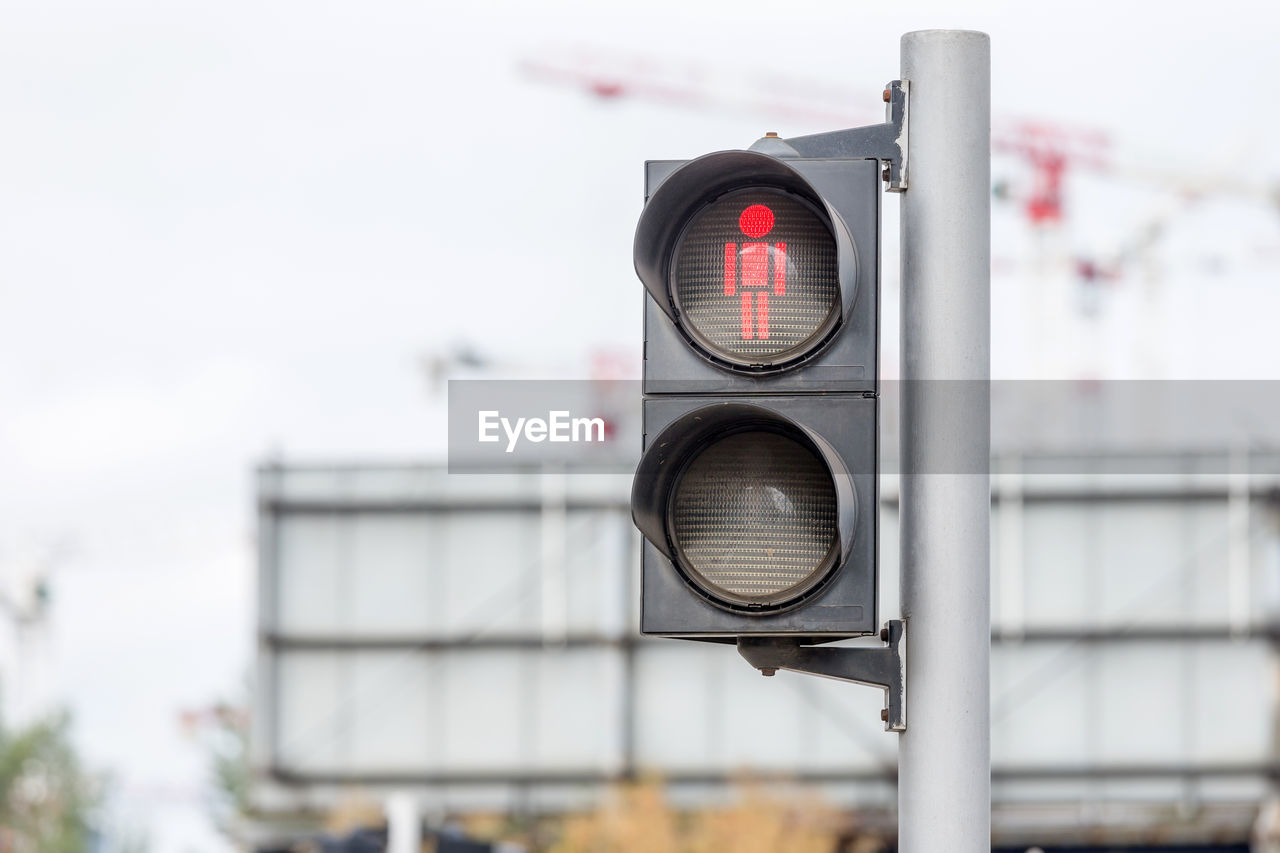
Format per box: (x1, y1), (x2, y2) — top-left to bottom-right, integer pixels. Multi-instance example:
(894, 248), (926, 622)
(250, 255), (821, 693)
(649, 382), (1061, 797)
(737, 619), (907, 732)
(748, 80), (909, 191)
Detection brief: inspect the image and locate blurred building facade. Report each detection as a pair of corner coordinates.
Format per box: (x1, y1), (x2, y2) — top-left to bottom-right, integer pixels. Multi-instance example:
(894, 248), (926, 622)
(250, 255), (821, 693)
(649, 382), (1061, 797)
(247, 441), (1280, 850)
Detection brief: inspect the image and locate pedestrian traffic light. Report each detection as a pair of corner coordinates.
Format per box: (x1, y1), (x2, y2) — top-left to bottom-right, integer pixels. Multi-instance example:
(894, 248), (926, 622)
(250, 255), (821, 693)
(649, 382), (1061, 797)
(632, 146), (882, 642)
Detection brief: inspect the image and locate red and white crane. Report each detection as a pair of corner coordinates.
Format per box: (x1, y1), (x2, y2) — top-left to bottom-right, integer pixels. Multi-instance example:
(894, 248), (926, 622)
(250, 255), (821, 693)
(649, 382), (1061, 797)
(521, 45), (1280, 378)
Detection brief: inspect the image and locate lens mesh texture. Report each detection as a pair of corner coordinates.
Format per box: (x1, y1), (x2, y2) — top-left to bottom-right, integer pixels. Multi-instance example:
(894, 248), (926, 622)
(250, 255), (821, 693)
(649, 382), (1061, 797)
(673, 189), (838, 364)
(671, 431), (838, 606)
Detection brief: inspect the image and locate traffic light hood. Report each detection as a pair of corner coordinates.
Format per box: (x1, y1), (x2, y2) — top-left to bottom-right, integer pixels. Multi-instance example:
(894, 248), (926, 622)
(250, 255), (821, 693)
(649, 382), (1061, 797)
(633, 150), (860, 332)
(631, 401), (858, 570)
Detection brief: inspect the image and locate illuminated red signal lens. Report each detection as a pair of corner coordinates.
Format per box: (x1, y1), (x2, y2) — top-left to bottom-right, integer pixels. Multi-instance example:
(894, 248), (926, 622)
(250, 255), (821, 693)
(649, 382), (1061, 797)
(738, 204), (775, 239)
(672, 189), (838, 366)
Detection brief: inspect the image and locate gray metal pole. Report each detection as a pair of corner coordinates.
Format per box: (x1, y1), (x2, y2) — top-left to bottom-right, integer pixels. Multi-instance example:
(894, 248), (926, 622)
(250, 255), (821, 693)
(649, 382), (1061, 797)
(898, 29), (991, 853)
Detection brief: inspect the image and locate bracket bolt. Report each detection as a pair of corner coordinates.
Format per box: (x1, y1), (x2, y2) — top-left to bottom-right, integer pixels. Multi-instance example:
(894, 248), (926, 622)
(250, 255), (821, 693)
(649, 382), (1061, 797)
(880, 627), (889, 642)
(764, 131), (779, 138)
(881, 164), (891, 183)
(760, 667), (777, 677)
(880, 708), (889, 722)
(882, 88), (891, 103)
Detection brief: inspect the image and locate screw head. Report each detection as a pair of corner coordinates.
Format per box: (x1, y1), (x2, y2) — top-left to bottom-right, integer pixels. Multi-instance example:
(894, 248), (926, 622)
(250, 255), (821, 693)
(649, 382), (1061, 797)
(880, 627), (889, 642)
(760, 667), (777, 677)
(882, 88), (891, 103)
(880, 708), (889, 722)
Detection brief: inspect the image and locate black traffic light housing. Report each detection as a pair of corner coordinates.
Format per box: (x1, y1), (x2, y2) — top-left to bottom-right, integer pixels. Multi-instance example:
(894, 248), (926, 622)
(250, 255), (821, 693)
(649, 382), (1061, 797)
(633, 147), (882, 643)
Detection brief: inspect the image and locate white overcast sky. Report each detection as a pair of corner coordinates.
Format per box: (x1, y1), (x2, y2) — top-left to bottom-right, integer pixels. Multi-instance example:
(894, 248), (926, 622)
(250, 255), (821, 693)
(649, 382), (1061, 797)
(2, 0), (1280, 849)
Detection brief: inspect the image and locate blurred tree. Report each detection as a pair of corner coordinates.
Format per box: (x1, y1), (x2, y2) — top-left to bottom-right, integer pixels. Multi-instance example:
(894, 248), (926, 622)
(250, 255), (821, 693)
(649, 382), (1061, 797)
(553, 783), (681, 853)
(546, 780), (884, 853)
(209, 702), (250, 828)
(181, 697), (250, 835)
(0, 710), (96, 853)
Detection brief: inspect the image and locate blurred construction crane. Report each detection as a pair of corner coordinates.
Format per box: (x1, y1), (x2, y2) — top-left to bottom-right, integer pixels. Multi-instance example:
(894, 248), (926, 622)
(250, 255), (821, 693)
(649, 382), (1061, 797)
(520, 44), (1278, 263)
(521, 45), (1280, 378)
(520, 46), (1122, 228)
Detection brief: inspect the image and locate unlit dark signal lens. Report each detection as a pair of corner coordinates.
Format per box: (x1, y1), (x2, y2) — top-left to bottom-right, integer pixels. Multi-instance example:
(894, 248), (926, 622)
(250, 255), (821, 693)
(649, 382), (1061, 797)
(670, 431), (838, 608)
(673, 189), (839, 366)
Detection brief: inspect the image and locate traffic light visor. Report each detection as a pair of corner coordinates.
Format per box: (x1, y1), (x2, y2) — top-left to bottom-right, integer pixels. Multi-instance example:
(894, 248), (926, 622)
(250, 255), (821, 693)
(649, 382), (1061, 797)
(635, 150), (859, 372)
(632, 403), (857, 613)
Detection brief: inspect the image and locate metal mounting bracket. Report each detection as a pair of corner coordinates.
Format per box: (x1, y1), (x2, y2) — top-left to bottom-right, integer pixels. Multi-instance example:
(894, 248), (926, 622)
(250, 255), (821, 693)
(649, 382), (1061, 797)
(737, 619), (907, 732)
(748, 80), (909, 192)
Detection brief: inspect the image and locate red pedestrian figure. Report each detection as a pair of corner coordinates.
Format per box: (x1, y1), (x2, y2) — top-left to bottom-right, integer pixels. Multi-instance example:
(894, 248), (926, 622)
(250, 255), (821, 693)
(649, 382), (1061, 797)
(723, 203), (786, 340)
